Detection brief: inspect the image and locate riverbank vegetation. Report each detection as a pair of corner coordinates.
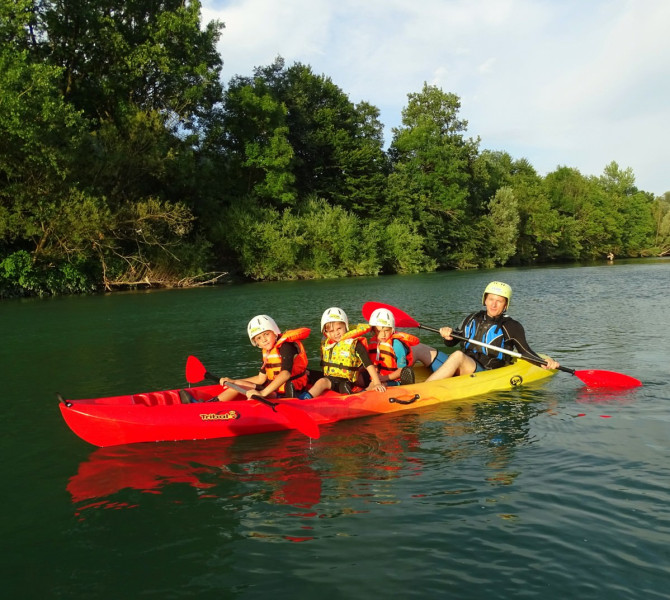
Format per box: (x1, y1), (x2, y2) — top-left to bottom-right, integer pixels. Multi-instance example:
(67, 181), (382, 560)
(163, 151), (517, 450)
(2, 1), (669, 298)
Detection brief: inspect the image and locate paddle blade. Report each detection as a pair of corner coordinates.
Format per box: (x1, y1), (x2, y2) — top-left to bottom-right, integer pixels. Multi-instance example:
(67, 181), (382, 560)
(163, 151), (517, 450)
(362, 302), (419, 328)
(275, 404), (321, 439)
(574, 369), (642, 389)
(186, 355), (206, 383)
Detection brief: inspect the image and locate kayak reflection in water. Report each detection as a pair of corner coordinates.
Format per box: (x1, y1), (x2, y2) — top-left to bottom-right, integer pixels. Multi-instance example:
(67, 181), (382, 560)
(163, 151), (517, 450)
(426, 281), (560, 381)
(67, 439), (323, 513)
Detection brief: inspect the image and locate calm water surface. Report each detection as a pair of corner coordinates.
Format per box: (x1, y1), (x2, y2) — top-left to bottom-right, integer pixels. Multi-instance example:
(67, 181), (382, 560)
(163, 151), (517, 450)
(1, 261), (669, 599)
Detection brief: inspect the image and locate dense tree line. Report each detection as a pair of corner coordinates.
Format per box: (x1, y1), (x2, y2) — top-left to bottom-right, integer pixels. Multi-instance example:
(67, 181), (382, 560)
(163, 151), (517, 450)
(1, 0), (668, 297)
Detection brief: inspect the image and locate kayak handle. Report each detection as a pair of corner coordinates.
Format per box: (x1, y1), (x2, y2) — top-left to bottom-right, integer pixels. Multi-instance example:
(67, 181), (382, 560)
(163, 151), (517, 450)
(57, 393), (73, 408)
(389, 394), (420, 405)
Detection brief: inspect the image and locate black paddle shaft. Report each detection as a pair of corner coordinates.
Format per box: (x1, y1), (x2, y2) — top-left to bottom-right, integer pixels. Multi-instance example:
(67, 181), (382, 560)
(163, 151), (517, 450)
(205, 370), (280, 410)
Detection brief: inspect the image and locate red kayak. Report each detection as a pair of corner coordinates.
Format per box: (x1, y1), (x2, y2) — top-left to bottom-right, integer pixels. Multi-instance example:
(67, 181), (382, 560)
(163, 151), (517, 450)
(59, 384), (314, 447)
(59, 358), (557, 447)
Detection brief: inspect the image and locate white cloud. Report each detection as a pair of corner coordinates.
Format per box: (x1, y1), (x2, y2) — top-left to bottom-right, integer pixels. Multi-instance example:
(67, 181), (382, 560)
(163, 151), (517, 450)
(202, 0), (670, 195)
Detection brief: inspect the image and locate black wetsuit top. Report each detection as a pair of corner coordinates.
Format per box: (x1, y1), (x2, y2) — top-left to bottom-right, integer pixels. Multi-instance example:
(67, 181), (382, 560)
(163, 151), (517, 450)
(443, 310), (543, 370)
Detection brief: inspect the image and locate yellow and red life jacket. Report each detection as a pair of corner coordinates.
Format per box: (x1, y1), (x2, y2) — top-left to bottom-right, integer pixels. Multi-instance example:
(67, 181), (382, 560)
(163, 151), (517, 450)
(368, 332), (420, 375)
(321, 324), (371, 382)
(262, 328), (310, 392)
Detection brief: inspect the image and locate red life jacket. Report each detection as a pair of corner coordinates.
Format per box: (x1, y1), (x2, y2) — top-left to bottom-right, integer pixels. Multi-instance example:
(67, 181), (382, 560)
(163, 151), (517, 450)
(262, 328), (310, 392)
(368, 332), (420, 375)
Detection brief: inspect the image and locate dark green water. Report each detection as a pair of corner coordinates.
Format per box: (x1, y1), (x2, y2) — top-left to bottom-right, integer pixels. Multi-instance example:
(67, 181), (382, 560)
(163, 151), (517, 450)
(2, 261), (669, 599)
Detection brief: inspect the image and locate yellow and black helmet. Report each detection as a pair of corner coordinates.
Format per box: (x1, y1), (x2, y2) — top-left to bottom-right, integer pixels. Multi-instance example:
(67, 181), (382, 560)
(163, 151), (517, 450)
(482, 281), (512, 310)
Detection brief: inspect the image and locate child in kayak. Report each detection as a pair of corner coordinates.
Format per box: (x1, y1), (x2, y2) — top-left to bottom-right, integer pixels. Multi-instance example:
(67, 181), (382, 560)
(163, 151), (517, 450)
(181, 315), (310, 403)
(298, 307), (386, 399)
(366, 308), (449, 385)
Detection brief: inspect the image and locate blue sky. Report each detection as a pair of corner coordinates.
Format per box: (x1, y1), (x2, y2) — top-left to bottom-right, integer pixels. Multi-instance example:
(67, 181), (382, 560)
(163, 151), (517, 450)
(202, 0), (669, 196)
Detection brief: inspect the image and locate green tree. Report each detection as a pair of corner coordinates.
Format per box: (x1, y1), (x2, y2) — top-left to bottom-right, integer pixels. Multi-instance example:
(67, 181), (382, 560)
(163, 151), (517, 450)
(483, 186), (520, 266)
(217, 69), (297, 207)
(328, 100), (389, 217)
(468, 150), (516, 215)
(597, 162), (654, 256)
(280, 62), (387, 213)
(542, 166), (591, 260)
(38, 0), (223, 128)
(651, 193), (670, 255)
(216, 58), (388, 216)
(379, 221), (437, 274)
(386, 84), (480, 267)
(222, 197), (380, 280)
(0, 38), (86, 248)
(0, 0), (222, 296)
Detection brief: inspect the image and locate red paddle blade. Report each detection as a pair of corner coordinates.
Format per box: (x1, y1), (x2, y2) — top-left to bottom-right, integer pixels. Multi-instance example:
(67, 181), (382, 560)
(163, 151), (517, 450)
(275, 404), (321, 439)
(574, 369), (642, 389)
(362, 302), (419, 328)
(185, 355), (206, 383)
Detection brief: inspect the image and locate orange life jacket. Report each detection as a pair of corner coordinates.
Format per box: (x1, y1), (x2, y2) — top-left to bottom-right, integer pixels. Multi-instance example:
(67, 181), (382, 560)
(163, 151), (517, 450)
(262, 328), (310, 392)
(368, 332), (420, 375)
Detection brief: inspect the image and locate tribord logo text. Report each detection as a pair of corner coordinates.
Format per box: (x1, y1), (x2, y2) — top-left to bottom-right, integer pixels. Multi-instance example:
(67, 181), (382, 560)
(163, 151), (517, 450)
(200, 411), (240, 421)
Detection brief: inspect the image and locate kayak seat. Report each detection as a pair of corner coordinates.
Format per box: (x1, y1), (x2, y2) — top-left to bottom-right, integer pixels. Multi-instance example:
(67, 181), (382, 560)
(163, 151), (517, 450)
(133, 394), (153, 406)
(134, 392), (179, 406)
(148, 391), (180, 405)
(164, 390), (181, 405)
(147, 392), (164, 406)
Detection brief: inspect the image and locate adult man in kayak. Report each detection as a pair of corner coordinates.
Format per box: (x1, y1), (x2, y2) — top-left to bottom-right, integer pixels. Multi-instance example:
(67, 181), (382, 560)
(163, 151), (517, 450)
(425, 281), (560, 381)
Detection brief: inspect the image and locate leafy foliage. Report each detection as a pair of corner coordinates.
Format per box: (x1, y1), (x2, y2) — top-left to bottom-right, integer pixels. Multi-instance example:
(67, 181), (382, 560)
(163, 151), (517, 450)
(0, 1), (666, 297)
(386, 84), (480, 266)
(651, 193), (670, 255)
(485, 187), (520, 267)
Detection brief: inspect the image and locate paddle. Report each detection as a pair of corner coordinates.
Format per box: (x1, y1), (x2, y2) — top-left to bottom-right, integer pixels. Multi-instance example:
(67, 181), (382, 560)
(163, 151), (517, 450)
(185, 355), (320, 439)
(362, 302), (642, 389)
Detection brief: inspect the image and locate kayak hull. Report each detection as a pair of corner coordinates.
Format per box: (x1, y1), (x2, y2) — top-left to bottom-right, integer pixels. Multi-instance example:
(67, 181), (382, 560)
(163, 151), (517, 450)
(59, 359), (556, 447)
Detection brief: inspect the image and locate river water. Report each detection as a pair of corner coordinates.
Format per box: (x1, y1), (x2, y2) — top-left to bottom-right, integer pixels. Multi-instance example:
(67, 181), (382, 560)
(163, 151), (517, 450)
(1, 260), (669, 599)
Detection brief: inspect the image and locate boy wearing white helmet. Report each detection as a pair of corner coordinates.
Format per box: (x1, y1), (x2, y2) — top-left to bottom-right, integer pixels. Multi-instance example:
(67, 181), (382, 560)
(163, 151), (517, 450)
(367, 308), (420, 385)
(209, 315), (311, 402)
(299, 307), (385, 399)
(366, 308), (450, 384)
(426, 281), (559, 381)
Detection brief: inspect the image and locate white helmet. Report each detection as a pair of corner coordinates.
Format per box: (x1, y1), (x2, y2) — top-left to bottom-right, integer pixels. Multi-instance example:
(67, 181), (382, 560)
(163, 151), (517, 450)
(368, 308), (395, 331)
(320, 307), (348, 332)
(247, 315), (281, 346)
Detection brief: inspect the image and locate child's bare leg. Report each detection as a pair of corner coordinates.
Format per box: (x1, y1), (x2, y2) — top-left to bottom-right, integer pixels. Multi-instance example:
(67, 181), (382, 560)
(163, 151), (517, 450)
(306, 377), (332, 398)
(215, 381), (256, 402)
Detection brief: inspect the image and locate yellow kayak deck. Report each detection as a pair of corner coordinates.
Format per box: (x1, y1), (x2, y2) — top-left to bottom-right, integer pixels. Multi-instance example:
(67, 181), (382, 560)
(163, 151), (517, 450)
(283, 357), (557, 425)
